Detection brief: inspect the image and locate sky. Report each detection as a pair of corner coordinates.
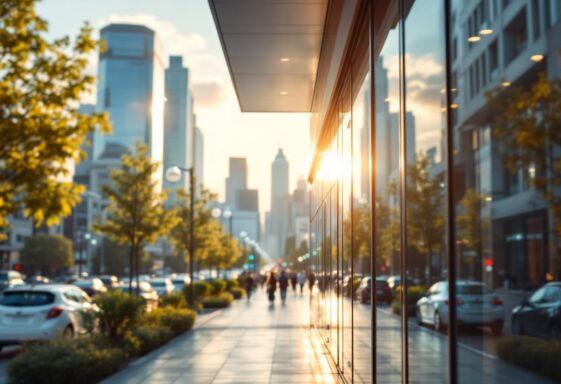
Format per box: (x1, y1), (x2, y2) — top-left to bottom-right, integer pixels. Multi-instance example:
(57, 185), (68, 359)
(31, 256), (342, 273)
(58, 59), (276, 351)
(36, 0), (311, 215)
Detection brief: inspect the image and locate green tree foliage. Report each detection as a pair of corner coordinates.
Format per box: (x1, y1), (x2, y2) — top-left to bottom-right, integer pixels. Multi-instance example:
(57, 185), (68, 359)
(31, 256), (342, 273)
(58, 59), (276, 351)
(487, 73), (561, 251)
(456, 189), (490, 279)
(0, 0), (111, 240)
(94, 142), (178, 289)
(20, 234), (73, 275)
(405, 155), (444, 285)
(169, 185), (222, 271)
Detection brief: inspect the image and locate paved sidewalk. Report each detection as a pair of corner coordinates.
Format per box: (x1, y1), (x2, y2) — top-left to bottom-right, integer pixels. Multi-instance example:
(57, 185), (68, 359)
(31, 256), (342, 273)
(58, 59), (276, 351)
(102, 288), (340, 384)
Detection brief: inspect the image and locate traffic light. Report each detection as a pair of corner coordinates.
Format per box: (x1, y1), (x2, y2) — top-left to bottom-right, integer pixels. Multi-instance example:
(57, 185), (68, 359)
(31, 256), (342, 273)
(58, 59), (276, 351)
(248, 254), (255, 261)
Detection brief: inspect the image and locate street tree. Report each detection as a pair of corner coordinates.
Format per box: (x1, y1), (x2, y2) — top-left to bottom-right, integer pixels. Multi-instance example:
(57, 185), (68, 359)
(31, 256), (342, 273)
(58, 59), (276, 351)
(94, 142), (177, 292)
(405, 154), (445, 285)
(20, 234), (73, 276)
(487, 73), (561, 265)
(0, 0), (110, 240)
(169, 184), (223, 273)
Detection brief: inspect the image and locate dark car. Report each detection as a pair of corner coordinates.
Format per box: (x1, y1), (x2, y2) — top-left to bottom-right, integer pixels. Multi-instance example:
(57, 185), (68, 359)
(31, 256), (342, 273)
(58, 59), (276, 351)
(73, 278), (107, 297)
(342, 274), (362, 298)
(97, 275), (120, 289)
(26, 275), (50, 285)
(511, 282), (561, 339)
(356, 277), (392, 304)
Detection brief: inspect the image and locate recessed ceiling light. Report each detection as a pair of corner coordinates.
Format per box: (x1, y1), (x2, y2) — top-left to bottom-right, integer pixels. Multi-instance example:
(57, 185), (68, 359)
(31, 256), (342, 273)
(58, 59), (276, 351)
(467, 36), (481, 43)
(502, 81), (511, 87)
(530, 54), (544, 62)
(280, 91), (288, 96)
(450, 103), (459, 109)
(480, 29), (493, 35)
(280, 57), (290, 62)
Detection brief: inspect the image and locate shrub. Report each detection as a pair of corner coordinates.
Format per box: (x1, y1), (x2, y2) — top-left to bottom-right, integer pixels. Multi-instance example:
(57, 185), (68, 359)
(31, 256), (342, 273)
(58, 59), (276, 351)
(496, 336), (561, 382)
(94, 290), (146, 340)
(160, 291), (186, 308)
(143, 307), (197, 336)
(132, 325), (173, 355)
(392, 285), (426, 316)
(8, 337), (124, 384)
(202, 292), (234, 308)
(184, 281), (212, 302)
(229, 287), (245, 299)
(209, 279), (227, 295)
(225, 279), (239, 290)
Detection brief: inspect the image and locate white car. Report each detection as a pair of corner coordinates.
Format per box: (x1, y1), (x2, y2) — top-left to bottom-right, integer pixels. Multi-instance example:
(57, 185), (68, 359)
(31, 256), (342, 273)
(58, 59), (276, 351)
(170, 275), (190, 293)
(150, 278), (175, 297)
(416, 280), (505, 335)
(0, 284), (97, 348)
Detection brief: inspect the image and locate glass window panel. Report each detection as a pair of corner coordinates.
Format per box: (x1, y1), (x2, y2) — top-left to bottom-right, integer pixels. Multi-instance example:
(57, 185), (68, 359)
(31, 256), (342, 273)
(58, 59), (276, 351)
(373, 0), (403, 382)
(452, 0), (561, 382)
(404, 1), (448, 382)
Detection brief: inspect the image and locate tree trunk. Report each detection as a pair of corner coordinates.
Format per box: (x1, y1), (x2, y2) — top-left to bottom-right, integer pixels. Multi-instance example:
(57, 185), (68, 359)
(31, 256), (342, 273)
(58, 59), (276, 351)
(128, 244), (134, 294)
(134, 243), (140, 296)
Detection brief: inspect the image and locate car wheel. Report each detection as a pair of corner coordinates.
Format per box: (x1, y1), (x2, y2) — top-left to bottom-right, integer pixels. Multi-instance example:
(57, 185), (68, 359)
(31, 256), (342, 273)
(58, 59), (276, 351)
(491, 320), (503, 336)
(548, 323), (560, 340)
(416, 307), (423, 326)
(511, 316), (523, 336)
(63, 325), (74, 337)
(434, 311), (444, 333)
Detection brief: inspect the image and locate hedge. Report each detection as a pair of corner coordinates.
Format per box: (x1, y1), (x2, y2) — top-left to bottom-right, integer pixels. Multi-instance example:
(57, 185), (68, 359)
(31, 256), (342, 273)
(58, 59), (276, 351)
(142, 307), (197, 336)
(391, 285), (426, 316)
(184, 281), (212, 302)
(132, 325), (173, 355)
(8, 337), (124, 384)
(496, 336), (561, 382)
(209, 280), (227, 295)
(160, 291), (186, 308)
(202, 292), (234, 308)
(229, 287), (245, 300)
(225, 279), (239, 290)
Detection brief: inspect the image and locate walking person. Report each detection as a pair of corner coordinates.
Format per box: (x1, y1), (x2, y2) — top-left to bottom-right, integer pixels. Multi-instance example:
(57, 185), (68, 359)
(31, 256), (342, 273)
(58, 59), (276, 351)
(290, 272), (297, 293)
(297, 270), (306, 295)
(266, 271), (277, 304)
(245, 272), (255, 301)
(308, 270), (316, 295)
(279, 270), (289, 304)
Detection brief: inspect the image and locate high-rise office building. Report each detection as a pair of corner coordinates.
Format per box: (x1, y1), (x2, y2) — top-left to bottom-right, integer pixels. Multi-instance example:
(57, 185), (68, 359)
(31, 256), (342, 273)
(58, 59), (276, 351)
(94, 24), (165, 187)
(163, 55), (194, 199)
(268, 149), (290, 258)
(194, 126), (204, 185)
(225, 158), (248, 208)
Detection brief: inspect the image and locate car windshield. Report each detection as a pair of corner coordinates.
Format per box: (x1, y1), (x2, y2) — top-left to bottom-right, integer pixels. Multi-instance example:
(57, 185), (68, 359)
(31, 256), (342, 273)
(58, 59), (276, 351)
(0, 274), (8, 281)
(457, 284), (491, 295)
(0, 291), (55, 306)
(74, 281), (92, 287)
(151, 281), (165, 287)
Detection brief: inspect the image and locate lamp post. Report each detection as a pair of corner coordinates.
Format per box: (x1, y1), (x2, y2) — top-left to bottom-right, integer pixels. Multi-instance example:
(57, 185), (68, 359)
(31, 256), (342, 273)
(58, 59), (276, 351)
(78, 232), (91, 277)
(211, 207), (233, 279)
(166, 165), (195, 304)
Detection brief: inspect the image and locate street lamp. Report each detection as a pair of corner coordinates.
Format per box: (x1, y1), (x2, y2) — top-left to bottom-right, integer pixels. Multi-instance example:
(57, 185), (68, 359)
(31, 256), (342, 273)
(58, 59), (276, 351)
(211, 206), (234, 278)
(165, 165), (195, 304)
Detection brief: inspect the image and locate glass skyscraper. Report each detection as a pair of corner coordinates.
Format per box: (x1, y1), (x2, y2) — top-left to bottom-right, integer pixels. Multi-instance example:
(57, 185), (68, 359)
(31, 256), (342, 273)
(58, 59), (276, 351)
(94, 24), (165, 186)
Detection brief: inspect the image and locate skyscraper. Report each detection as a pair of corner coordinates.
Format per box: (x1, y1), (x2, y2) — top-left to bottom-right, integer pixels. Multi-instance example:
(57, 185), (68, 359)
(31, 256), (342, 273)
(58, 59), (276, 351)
(268, 149), (290, 258)
(194, 126), (204, 185)
(163, 55), (194, 198)
(94, 24), (165, 186)
(225, 158), (248, 208)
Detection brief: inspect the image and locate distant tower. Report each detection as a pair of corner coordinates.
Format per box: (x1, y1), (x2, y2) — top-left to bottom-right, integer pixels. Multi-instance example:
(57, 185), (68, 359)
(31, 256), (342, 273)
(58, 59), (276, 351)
(226, 158), (248, 209)
(270, 149), (290, 258)
(94, 24), (165, 179)
(163, 55), (194, 199)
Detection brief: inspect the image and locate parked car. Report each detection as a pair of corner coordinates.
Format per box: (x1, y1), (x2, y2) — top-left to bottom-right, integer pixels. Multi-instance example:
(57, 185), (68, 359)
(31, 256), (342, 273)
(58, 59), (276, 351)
(26, 275), (50, 285)
(97, 275), (120, 289)
(0, 284), (97, 348)
(170, 275), (190, 292)
(511, 282), (561, 339)
(0, 271), (25, 292)
(118, 280), (159, 311)
(72, 278), (107, 297)
(150, 278), (175, 297)
(342, 274), (362, 298)
(416, 280), (504, 335)
(387, 275), (419, 294)
(356, 277), (393, 304)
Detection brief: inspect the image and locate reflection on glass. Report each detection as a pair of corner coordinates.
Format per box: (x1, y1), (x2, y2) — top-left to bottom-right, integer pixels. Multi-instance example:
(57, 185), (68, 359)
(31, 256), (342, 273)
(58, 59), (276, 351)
(453, 0), (561, 383)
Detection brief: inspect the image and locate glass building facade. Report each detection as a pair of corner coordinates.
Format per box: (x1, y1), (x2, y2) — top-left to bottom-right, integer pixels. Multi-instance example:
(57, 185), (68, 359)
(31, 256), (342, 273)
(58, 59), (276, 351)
(307, 0), (561, 383)
(94, 24), (165, 180)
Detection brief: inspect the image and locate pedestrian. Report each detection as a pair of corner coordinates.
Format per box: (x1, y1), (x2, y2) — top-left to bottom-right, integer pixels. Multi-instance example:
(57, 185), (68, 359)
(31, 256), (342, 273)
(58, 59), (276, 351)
(245, 272), (255, 301)
(290, 272), (298, 292)
(279, 270), (289, 304)
(266, 271), (277, 304)
(308, 270), (316, 294)
(297, 271), (306, 295)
